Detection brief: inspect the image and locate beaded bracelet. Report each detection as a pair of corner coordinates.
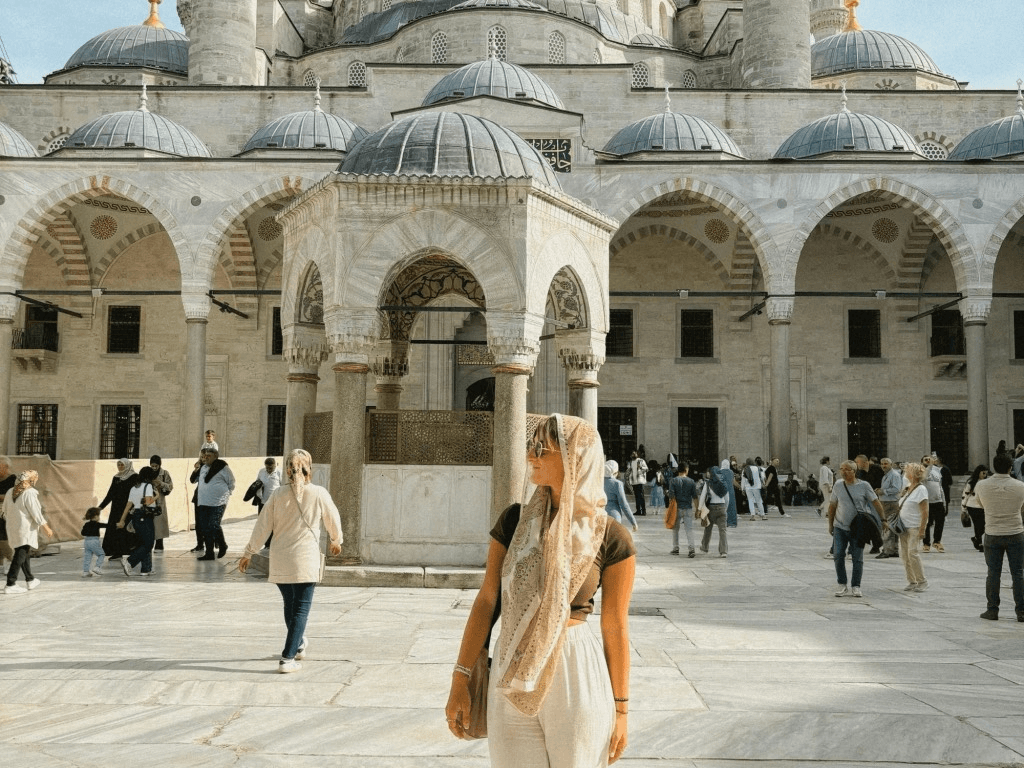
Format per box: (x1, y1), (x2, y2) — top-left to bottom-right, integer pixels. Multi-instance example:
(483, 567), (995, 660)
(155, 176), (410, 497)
(453, 663), (473, 677)
(613, 697), (629, 702)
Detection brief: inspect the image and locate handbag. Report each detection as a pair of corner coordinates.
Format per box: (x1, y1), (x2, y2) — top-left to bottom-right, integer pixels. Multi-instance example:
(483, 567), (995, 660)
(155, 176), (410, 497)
(890, 493), (910, 536)
(464, 571), (503, 740)
(664, 497), (677, 529)
(696, 481), (711, 527)
(960, 508), (972, 528)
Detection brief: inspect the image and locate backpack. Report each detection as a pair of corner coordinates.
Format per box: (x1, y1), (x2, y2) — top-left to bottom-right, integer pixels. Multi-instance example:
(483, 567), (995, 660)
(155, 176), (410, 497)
(709, 469), (728, 498)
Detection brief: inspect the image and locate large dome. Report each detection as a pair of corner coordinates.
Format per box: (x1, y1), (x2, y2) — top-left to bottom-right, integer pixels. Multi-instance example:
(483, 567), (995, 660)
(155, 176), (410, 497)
(65, 107), (210, 157)
(243, 109), (369, 153)
(339, 112), (560, 188)
(775, 110), (919, 159)
(948, 112), (1024, 161)
(423, 58), (563, 109)
(811, 30), (943, 77)
(604, 111), (743, 157)
(0, 121), (38, 158)
(63, 25), (189, 75)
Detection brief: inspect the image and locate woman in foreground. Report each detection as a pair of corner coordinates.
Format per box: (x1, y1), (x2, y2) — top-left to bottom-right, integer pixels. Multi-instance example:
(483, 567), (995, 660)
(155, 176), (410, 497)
(446, 414), (637, 766)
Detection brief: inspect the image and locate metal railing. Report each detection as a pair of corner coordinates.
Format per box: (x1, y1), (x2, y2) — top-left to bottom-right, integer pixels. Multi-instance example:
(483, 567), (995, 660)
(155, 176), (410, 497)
(11, 327), (59, 352)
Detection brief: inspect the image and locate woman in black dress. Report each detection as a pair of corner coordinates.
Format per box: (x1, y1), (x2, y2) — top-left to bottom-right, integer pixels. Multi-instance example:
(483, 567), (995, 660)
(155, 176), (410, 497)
(99, 458), (138, 558)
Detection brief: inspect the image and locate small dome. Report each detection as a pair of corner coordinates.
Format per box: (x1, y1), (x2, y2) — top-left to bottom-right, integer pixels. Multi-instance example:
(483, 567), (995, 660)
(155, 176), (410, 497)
(65, 107), (210, 157)
(339, 112), (560, 188)
(775, 110), (919, 159)
(604, 112), (743, 157)
(243, 109), (369, 153)
(948, 112), (1024, 160)
(0, 121), (38, 158)
(423, 58), (563, 109)
(630, 33), (674, 49)
(63, 25), (189, 75)
(450, 0), (543, 8)
(811, 30), (944, 78)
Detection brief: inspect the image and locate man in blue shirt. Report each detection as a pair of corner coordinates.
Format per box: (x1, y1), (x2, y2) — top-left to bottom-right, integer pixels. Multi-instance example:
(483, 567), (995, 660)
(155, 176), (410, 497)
(827, 460), (885, 598)
(876, 458), (903, 559)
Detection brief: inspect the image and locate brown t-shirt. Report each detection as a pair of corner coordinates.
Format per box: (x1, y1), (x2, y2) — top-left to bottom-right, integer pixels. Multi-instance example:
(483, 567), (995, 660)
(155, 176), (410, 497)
(490, 504), (636, 621)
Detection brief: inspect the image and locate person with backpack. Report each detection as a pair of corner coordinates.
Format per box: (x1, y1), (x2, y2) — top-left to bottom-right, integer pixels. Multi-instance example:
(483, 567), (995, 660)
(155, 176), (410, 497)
(699, 461), (731, 557)
(647, 460), (665, 517)
(742, 458), (766, 520)
(627, 452), (648, 516)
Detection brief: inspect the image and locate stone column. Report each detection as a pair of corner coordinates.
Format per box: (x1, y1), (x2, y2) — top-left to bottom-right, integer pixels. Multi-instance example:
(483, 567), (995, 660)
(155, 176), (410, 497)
(962, 298), (992, 468)
(182, 295), (211, 458)
(284, 345), (327, 454)
(488, 312), (542, 525)
(767, 297), (794, 469)
(372, 342), (409, 411)
(556, 328), (606, 428)
(0, 296), (17, 452)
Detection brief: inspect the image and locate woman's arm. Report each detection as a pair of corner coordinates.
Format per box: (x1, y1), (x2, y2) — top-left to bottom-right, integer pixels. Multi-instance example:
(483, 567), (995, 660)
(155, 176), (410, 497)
(98, 478), (117, 510)
(117, 498), (134, 528)
(617, 483), (637, 529)
(601, 554), (636, 764)
(445, 538), (506, 740)
(918, 499), (929, 539)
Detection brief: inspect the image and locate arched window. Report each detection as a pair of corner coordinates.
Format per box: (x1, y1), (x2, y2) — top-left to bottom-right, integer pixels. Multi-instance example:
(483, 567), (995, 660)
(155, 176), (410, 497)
(348, 61), (367, 87)
(382, 0), (393, 9)
(548, 31), (565, 64)
(302, 69), (319, 88)
(431, 32), (448, 64)
(593, 48), (602, 64)
(681, 69), (697, 88)
(631, 61), (649, 88)
(488, 25), (508, 61)
(918, 140), (948, 160)
(46, 134), (70, 154)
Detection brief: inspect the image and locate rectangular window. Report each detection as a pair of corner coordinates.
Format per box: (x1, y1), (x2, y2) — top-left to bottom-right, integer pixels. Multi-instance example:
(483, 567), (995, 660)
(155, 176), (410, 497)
(266, 404), (286, 456)
(99, 405), (141, 460)
(848, 309), (881, 358)
(1014, 409), (1024, 452)
(677, 407), (719, 472)
(929, 309), (964, 357)
(606, 309), (634, 357)
(16, 404), (58, 459)
(929, 409), (968, 475)
(1015, 311), (1024, 360)
(847, 408), (887, 461)
(272, 306), (283, 356)
(680, 309), (714, 358)
(24, 306), (59, 352)
(107, 306), (141, 354)
(597, 407), (637, 470)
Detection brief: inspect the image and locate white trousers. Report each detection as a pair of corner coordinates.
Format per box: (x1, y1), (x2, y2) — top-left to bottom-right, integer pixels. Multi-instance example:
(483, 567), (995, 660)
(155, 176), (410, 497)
(488, 624), (615, 768)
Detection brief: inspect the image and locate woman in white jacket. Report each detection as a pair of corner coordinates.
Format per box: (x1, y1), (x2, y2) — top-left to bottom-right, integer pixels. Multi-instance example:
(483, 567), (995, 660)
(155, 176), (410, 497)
(3, 471), (53, 594)
(239, 449), (343, 673)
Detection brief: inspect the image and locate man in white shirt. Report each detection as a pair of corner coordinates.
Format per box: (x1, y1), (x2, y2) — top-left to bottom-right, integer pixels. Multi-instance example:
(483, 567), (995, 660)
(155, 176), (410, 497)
(742, 458), (765, 520)
(818, 457), (834, 519)
(258, 458), (283, 510)
(973, 453), (1024, 622)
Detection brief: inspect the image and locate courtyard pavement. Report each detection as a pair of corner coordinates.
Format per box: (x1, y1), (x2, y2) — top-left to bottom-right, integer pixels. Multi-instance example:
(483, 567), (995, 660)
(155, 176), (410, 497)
(1, 504), (1022, 767)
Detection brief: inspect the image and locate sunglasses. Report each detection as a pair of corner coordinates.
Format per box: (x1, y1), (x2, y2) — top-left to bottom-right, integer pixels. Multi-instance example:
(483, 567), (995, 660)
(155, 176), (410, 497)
(527, 438), (557, 458)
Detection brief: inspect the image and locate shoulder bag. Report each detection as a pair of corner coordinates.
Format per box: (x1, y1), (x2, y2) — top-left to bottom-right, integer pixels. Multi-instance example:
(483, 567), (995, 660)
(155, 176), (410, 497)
(696, 481), (711, 527)
(664, 497), (678, 529)
(296, 491), (326, 583)
(890, 492), (911, 536)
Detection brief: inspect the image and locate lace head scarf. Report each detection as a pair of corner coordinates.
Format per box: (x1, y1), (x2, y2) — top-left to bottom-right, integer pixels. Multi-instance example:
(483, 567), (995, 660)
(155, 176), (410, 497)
(286, 448), (313, 504)
(116, 459), (135, 481)
(495, 413), (608, 715)
(12, 470), (38, 500)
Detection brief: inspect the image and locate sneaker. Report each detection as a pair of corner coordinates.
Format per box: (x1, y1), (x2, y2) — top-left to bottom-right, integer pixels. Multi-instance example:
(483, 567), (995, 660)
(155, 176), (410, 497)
(190, 544), (205, 553)
(688, 548), (696, 558)
(120, 559), (133, 577)
(913, 582), (929, 593)
(835, 585), (850, 597)
(823, 551), (834, 559)
(719, 553), (728, 558)
(296, 638), (308, 660)
(91, 567), (103, 576)
(779, 513), (790, 518)
(903, 583), (918, 592)
(980, 608), (999, 621)
(4, 583), (27, 595)
(852, 587), (863, 598)
(700, 545), (709, 553)
(670, 548), (679, 555)
(932, 542), (945, 553)
(27, 578), (41, 590)
(279, 659), (302, 674)
(140, 571), (153, 577)
(922, 545), (931, 553)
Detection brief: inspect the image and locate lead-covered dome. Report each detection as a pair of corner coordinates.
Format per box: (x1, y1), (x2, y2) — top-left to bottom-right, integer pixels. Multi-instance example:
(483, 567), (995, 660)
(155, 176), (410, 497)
(604, 111), (743, 157)
(948, 110), (1024, 161)
(0, 121), (38, 158)
(339, 112), (560, 188)
(811, 30), (943, 78)
(242, 109), (369, 153)
(423, 58), (563, 109)
(63, 25), (189, 76)
(775, 109), (919, 158)
(65, 104), (210, 157)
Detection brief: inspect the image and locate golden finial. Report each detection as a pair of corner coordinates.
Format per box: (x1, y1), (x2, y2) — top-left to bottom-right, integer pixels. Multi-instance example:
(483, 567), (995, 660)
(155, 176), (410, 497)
(843, 0), (863, 33)
(142, 0), (166, 29)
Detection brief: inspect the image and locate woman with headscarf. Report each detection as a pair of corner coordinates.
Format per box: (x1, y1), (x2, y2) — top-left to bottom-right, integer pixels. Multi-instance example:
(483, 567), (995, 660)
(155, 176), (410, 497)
(239, 449), (343, 673)
(446, 414), (637, 766)
(961, 464), (989, 552)
(603, 460), (637, 531)
(116, 467), (159, 577)
(148, 455), (173, 552)
(99, 459), (139, 558)
(3, 471), (53, 594)
(700, 461), (731, 557)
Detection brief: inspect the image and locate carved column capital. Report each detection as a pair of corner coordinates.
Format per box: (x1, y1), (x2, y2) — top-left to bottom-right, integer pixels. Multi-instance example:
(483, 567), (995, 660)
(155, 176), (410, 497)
(960, 296), (992, 325)
(766, 297), (794, 324)
(283, 344), (328, 371)
(487, 311), (543, 371)
(326, 308), (380, 365)
(0, 293), (18, 323)
(182, 293), (211, 321)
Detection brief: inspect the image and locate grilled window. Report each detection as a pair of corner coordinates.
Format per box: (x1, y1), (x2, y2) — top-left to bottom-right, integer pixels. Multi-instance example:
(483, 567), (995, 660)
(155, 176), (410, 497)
(267, 405), (286, 456)
(847, 409), (887, 461)
(1015, 311), (1024, 360)
(99, 405), (141, 460)
(17, 404), (58, 459)
(597, 407), (637, 470)
(431, 32), (448, 64)
(848, 309), (881, 358)
(107, 306), (141, 353)
(631, 62), (649, 88)
(1014, 409), (1024, 450)
(607, 309), (634, 357)
(488, 26), (507, 61)
(930, 309), (964, 356)
(680, 310), (713, 358)
(348, 61), (366, 87)
(272, 306), (283, 356)
(677, 407), (718, 472)
(548, 32), (565, 64)
(929, 409), (968, 475)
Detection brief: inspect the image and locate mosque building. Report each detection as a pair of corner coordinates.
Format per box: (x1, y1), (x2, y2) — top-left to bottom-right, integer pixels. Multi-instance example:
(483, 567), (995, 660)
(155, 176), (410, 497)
(1, 0), (1022, 564)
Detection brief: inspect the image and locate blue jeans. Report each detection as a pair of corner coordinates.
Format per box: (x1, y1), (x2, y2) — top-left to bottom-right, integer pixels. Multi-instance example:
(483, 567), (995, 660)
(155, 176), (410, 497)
(983, 532), (1024, 613)
(83, 537), (105, 573)
(833, 527), (864, 588)
(126, 514), (155, 574)
(672, 505), (694, 550)
(278, 582), (316, 659)
(196, 504), (226, 553)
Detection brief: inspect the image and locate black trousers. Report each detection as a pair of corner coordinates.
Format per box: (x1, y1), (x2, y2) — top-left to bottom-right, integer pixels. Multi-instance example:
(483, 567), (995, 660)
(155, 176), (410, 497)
(6, 544), (33, 586)
(923, 502), (946, 546)
(765, 484), (786, 515)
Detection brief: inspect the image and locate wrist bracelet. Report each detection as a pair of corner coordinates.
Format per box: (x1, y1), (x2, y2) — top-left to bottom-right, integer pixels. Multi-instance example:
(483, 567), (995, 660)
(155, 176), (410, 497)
(613, 697), (628, 702)
(453, 663), (472, 677)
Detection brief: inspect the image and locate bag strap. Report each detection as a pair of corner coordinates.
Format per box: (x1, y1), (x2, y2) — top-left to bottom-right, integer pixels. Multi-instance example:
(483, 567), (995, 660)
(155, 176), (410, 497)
(841, 481), (865, 515)
(292, 486), (325, 555)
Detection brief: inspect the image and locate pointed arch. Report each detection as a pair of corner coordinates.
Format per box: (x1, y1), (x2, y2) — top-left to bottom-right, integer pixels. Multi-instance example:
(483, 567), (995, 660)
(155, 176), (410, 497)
(812, 222), (897, 288)
(281, 224), (332, 327)
(609, 224), (732, 286)
(96, 223), (168, 280)
(981, 196), (1024, 287)
(529, 229), (605, 331)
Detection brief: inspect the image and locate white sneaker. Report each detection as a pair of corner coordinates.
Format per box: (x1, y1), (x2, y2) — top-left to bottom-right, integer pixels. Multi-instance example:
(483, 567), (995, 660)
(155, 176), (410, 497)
(120, 559), (133, 577)
(27, 578), (41, 590)
(4, 583), (27, 595)
(779, 513), (790, 518)
(903, 583), (917, 592)
(81, 571), (93, 578)
(91, 568), (103, 577)
(835, 586), (850, 597)
(913, 582), (929, 592)
(295, 638), (308, 660)
(852, 587), (863, 598)
(279, 659), (302, 674)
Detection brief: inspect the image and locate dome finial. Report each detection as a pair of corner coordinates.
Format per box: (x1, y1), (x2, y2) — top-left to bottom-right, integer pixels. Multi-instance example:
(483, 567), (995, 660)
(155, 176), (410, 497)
(488, 39), (499, 60)
(664, 83), (672, 114)
(139, 83), (149, 112)
(142, 0), (166, 29)
(840, 80), (849, 113)
(843, 0), (863, 33)
(314, 76), (323, 112)
(1017, 78), (1023, 115)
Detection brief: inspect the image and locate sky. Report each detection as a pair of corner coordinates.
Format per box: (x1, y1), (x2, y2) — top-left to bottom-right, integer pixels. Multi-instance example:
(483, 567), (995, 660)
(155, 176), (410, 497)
(0, 0), (1022, 89)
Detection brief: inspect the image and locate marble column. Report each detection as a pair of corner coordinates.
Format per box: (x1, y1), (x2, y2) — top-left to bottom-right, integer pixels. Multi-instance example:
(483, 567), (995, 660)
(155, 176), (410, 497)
(767, 298), (794, 469)
(331, 362), (369, 563)
(962, 298), (992, 468)
(182, 296), (211, 458)
(556, 329), (606, 428)
(0, 313), (14, 453)
(284, 346), (326, 454)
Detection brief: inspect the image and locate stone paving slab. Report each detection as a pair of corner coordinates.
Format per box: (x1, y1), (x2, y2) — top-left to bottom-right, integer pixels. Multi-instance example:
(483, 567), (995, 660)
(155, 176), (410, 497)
(1, 505), (1021, 766)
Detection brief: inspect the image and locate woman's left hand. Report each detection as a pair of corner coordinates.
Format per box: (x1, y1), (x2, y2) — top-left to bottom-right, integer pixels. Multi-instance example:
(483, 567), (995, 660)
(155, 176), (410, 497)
(328, 542), (342, 556)
(238, 556), (250, 573)
(608, 712), (628, 763)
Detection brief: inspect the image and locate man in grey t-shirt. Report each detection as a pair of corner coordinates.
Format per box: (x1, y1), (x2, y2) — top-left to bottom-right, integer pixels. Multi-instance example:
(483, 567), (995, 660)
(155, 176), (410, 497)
(828, 460), (885, 598)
